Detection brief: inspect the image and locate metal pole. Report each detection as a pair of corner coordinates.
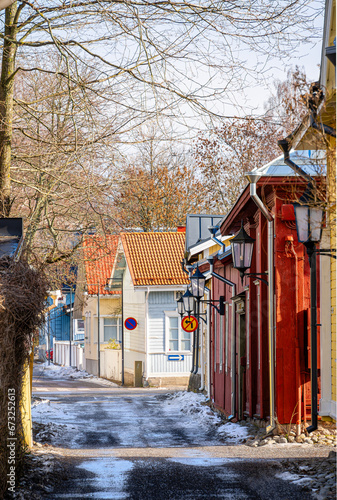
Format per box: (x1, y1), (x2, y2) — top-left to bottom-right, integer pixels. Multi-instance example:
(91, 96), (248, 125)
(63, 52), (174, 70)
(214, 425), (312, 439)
(97, 281), (100, 378)
(69, 289), (72, 367)
(307, 242), (318, 432)
(194, 299), (200, 374)
(47, 310), (50, 366)
(121, 277), (124, 386)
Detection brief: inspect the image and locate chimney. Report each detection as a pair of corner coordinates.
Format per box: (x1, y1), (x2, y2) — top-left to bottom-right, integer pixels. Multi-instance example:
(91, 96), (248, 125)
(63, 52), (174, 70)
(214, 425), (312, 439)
(177, 226), (186, 233)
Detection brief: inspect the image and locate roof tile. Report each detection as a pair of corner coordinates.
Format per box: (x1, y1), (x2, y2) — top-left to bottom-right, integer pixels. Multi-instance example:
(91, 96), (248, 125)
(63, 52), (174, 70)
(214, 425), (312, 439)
(83, 235), (120, 295)
(121, 232), (189, 286)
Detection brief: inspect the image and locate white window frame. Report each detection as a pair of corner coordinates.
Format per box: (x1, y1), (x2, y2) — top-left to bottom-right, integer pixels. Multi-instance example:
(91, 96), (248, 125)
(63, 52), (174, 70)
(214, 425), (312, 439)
(165, 310), (192, 354)
(101, 316), (123, 344)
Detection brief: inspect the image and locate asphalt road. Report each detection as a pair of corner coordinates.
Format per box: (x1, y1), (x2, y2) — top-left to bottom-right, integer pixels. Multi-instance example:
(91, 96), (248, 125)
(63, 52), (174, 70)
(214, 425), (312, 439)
(31, 365), (325, 499)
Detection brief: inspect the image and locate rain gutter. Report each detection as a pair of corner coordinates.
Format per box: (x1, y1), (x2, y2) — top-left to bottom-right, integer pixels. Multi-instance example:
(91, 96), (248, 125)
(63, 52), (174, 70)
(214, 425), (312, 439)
(245, 172), (275, 433)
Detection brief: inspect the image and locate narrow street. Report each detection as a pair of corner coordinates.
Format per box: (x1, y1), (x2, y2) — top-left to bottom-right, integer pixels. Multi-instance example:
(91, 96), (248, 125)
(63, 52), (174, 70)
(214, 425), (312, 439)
(29, 364), (334, 499)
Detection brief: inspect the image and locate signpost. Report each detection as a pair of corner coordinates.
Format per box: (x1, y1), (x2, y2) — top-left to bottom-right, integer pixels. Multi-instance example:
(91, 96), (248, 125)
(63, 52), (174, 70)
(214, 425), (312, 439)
(124, 317), (137, 330)
(181, 315), (198, 333)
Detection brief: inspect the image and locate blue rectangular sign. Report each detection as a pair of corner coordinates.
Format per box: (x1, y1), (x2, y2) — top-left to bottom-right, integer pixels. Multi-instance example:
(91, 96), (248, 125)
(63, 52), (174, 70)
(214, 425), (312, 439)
(168, 355), (184, 361)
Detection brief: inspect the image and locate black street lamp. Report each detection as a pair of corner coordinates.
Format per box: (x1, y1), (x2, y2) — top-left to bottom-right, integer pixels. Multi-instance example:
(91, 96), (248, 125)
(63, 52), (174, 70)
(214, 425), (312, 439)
(178, 267), (226, 375)
(182, 289), (195, 316)
(293, 188), (335, 433)
(231, 221), (268, 285)
(177, 296), (184, 317)
(293, 190), (324, 244)
(190, 267), (206, 299)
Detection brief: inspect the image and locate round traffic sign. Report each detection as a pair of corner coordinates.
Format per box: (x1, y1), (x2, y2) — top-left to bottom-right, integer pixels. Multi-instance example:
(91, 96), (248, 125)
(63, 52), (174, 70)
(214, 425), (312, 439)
(124, 317), (137, 330)
(181, 315), (198, 332)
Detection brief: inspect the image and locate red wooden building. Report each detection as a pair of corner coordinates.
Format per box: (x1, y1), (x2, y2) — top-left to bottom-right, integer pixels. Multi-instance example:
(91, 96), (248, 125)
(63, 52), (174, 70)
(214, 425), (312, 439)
(200, 151), (324, 426)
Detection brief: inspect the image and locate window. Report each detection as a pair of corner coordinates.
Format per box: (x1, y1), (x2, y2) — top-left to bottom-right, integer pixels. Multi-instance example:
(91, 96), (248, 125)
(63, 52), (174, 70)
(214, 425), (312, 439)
(166, 312), (191, 352)
(85, 312), (91, 343)
(103, 317), (122, 343)
(74, 319), (85, 340)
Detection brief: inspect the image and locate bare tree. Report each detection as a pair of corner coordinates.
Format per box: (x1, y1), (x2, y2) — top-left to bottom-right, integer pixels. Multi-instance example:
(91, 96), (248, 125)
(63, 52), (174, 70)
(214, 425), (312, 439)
(11, 58), (118, 263)
(0, 1), (321, 218)
(111, 127), (209, 230)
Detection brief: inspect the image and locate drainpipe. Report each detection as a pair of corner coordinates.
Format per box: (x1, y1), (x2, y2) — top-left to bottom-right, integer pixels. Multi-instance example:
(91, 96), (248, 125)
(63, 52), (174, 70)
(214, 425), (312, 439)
(278, 139), (315, 186)
(208, 227), (227, 254)
(145, 287), (150, 384)
(246, 173), (275, 433)
(199, 290), (206, 391)
(204, 287), (211, 396)
(309, 113), (336, 138)
(208, 258), (236, 419)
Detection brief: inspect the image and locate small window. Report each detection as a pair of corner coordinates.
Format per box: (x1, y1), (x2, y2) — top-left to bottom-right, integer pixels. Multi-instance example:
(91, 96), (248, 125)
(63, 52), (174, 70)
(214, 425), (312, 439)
(166, 312), (191, 353)
(103, 317), (122, 343)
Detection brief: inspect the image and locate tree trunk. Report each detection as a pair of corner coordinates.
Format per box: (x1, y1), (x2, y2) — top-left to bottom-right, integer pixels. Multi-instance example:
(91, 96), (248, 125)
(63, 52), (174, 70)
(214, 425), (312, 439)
(0, 2), (17, 216)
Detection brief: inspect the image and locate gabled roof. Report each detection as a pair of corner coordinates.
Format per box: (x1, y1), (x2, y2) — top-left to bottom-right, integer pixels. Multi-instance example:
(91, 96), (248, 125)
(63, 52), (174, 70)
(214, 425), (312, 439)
(248, 150), (326, 178)
(83, 235), (120, 295)
(121, 232), (190, 287)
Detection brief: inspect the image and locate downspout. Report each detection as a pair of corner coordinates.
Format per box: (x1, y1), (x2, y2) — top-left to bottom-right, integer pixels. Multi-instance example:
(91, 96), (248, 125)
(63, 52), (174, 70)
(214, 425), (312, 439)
(199, 291), (205, 391)
(309, 113), (336, 138)
(205, 287), (211, 396)
(246, 173), (275, 433)
(208, 226), (227, 254)
(145, 287), (150, 384)
(208, 257), (236, 419)
(278, 139), (315, 186)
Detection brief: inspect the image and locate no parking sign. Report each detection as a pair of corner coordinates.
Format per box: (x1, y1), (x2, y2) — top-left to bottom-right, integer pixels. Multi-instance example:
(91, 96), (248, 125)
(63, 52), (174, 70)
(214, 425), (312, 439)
(124, 317), (138, 330)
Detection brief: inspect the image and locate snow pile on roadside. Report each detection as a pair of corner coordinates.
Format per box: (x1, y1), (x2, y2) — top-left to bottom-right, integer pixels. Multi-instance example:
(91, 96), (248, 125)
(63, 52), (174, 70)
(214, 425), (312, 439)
(162, 391), (253, 444)
(216, 421), (250, 443)
(162, 391), (221, 427)
(32, 398), (79, 446)
(40, 362), (93, 379)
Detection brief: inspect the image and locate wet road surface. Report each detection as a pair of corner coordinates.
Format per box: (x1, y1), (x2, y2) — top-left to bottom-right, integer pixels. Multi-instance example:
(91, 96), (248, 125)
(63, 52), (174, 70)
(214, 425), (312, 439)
(31, 365), (323, 499)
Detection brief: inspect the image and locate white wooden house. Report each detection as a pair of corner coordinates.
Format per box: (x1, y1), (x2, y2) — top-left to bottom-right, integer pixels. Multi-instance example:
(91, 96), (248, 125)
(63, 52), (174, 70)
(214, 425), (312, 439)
(114, 231), (191, 387)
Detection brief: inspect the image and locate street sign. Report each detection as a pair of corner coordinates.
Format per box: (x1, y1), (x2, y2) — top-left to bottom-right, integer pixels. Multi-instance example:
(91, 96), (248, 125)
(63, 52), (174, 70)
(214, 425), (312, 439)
(124, 317), (137, 330)
(168, 354), (184, 361)
(181, 315), (198, 332)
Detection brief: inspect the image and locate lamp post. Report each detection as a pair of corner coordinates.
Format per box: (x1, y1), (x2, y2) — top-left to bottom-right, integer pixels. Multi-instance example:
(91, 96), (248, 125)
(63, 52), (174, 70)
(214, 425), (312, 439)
(293, 189), (335, 433)
(178, 268), (226, 375)
(231, 221), (268, 285)
(190, 267), (206, 375)
(182, 289), (195, 317)
(105, 277), (124, 386)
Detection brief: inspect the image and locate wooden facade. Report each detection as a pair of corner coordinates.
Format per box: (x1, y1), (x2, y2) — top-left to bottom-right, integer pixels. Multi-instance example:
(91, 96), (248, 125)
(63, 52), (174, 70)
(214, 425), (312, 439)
(201, 172), (322, 425)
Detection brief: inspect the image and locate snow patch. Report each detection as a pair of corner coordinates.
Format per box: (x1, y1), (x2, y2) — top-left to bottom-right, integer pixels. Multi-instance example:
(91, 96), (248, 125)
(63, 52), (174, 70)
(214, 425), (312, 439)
(40, 362), (93, 379)
(78, 458), (134, 498)
(162, 392), (221, 428)
(217, 422), (250, 444)
(276, 471), (313, 486)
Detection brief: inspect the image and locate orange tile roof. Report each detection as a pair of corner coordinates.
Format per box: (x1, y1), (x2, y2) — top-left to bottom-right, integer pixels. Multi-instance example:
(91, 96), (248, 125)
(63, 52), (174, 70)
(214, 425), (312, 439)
(121, 232), (189, 287)
(83, 235), (120, 295)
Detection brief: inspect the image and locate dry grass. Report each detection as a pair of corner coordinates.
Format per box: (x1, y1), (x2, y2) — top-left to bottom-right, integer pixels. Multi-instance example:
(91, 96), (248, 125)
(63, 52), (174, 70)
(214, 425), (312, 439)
(0, 257), (48, 497)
